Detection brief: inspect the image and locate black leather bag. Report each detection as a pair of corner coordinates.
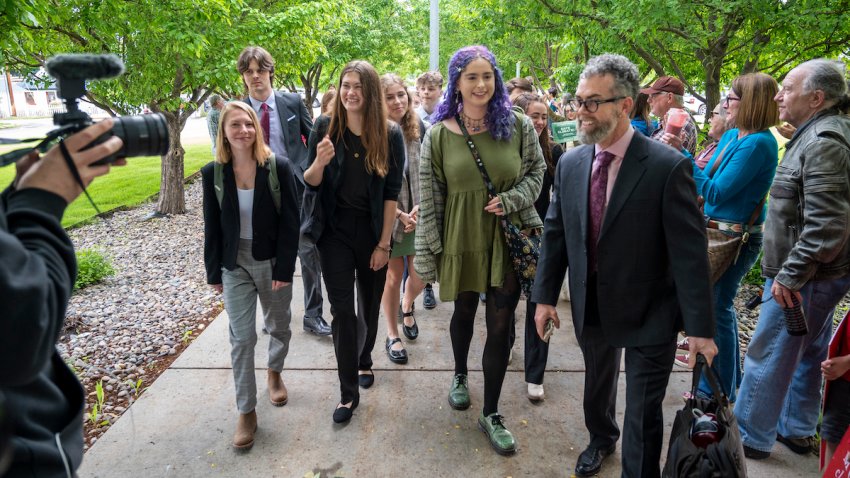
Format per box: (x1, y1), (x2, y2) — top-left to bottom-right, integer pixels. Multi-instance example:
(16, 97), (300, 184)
(663, 354), (747, 478)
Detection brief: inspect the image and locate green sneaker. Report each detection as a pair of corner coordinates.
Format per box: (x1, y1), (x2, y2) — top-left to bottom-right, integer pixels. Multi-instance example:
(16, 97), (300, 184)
(448, 373), (470, 410)
(478, 412), (517, 455)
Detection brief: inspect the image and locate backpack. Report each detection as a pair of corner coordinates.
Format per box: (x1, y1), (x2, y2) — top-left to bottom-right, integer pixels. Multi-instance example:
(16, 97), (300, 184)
(213, 154), (280, 213)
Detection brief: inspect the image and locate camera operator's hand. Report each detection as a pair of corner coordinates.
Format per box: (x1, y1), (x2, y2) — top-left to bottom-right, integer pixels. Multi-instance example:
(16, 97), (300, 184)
(17, 119), (125, 203)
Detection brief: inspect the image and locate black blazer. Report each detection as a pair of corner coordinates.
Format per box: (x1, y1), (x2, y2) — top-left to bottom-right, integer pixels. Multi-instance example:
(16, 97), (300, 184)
(243, 92), (314, 184)
(305, 115), (404, 241)
(202, 157), (300, 284)
(531, 131), (715, 347)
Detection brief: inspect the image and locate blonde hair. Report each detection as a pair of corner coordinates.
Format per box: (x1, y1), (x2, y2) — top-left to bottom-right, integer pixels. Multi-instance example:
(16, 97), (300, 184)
(215, 102), (272, 166)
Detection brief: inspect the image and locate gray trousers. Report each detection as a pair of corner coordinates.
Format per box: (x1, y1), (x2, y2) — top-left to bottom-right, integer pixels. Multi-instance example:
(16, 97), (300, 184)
(295, 177), (324, 318)
(222, 239), (293, 414)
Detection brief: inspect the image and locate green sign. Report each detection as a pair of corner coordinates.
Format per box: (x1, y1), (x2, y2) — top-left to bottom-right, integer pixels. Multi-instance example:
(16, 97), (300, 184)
(551, 121), (578, 143)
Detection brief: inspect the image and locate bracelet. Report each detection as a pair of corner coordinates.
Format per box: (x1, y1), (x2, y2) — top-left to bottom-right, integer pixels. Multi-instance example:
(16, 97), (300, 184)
(375, 244), (391, 255)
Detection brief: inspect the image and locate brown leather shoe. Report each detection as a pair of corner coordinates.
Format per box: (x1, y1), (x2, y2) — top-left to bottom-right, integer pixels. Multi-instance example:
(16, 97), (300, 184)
(233, 410), (257, 450)
(267, 370), (288, 406)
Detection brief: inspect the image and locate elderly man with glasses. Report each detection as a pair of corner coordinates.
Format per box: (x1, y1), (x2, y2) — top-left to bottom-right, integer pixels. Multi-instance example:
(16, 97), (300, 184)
(643, 76), (699, 156)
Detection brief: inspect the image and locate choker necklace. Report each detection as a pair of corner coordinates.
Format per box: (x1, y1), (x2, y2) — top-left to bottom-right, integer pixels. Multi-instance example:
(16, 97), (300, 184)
(460, 110), (487, 133)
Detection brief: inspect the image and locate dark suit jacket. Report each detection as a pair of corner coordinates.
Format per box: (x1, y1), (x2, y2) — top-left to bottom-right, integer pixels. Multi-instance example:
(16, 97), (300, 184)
(531, 131), (714, 347)
(201, 157), (300, 284)
(244, 92), (314, 184)
(305, 115), (404, 242)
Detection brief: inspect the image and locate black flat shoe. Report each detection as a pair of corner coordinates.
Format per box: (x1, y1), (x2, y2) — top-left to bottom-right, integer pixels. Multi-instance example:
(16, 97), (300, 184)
(401, 305), (419, 340)
(332, 397), (359, 423)
(385, 337), (408, 364)
(358, 370), (374, 389)
(575, 444), (615, 477)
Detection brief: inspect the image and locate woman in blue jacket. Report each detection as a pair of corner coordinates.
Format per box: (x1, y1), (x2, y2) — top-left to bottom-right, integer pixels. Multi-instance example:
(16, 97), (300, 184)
(690, 73), (780, 402)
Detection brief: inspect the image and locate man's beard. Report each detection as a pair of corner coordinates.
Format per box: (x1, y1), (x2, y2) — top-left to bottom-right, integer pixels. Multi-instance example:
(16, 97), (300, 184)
(578, 112), (619, 145)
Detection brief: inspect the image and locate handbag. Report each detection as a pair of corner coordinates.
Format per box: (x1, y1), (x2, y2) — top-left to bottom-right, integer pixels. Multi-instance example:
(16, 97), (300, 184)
(663, 354), (748, 478)
(700, 143), (764, 284)
(456, 114), (541, 297)
(300, 120), (330, 243)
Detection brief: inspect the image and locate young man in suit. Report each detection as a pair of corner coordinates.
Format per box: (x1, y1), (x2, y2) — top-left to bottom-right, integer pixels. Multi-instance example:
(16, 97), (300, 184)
(237, 46), (330, 337)
(531, 54), (717, 478)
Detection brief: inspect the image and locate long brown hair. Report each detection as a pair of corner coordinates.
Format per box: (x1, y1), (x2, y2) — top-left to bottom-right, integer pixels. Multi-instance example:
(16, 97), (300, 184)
(513, 93), (555, 176)
(328, 60), (389, 177)
(380, 73), (420, 144)
(215, 102), (272, 166)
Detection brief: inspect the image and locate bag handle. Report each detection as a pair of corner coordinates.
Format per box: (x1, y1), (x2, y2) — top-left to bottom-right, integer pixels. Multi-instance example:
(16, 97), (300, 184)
(691, 353), (731, 407)
(456, 114), (514, 234)
(455, 114), (499, 199)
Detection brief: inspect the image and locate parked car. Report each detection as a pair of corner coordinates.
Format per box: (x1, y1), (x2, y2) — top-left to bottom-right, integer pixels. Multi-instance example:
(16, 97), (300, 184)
(683, 93), (706, 115)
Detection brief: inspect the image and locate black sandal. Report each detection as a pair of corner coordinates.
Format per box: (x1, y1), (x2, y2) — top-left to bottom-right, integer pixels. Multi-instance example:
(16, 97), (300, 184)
(385, 337), (408, 364)
(401, 305), (419, 340)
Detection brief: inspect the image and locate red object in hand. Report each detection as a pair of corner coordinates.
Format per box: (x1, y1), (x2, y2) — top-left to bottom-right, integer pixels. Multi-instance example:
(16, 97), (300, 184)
(665, 108), (689, 136)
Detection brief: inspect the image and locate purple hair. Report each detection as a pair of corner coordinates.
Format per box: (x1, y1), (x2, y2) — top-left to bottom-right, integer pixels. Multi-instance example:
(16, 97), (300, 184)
(432, 45), (515, 141)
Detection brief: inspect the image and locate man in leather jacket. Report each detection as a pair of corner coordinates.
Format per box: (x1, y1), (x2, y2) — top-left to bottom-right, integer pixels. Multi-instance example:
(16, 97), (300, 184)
(735, 59), (850, 460)
(0, 121), (123, 477)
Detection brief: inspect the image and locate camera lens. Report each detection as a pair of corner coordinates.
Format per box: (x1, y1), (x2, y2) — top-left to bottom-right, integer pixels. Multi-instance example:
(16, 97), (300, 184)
(111, 113), (169, 158)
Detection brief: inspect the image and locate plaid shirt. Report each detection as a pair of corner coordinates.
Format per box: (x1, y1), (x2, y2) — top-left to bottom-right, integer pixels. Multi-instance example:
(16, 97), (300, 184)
(392, 133), (423, 243)
(651, 114), (698, 155)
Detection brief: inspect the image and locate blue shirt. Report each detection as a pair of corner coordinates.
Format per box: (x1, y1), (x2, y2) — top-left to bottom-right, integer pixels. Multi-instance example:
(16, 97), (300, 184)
(630, 118), (657, 137)
(693, 128), (778, 225)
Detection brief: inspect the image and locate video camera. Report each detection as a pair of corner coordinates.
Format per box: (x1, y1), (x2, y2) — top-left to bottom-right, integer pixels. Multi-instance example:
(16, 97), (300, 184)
(0, 54), (169, 167)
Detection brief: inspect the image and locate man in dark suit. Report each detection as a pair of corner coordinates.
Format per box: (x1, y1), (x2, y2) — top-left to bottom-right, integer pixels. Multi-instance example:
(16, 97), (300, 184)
(531, 54), (718, 478)
(237, 46), (330, 336)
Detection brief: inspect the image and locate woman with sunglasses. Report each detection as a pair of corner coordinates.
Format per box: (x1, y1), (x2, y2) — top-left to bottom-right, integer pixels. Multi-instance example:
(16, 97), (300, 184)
(416, 45), (544, 455)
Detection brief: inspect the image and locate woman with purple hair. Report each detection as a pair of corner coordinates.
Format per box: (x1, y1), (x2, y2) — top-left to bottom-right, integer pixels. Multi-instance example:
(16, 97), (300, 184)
(415, 45), (545, 455)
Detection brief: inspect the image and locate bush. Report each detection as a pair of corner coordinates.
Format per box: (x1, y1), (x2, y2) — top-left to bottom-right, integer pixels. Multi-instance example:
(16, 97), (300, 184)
(75, 249), (115, 290)
(742, 251), (765, 286)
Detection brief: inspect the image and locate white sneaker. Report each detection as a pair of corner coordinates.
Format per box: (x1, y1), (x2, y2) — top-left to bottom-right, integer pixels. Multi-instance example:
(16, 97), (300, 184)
(527, 383), (545, 402)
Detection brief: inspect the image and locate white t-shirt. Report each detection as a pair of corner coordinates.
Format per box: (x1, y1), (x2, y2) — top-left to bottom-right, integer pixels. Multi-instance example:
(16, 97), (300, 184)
(237, 188), (254, 239)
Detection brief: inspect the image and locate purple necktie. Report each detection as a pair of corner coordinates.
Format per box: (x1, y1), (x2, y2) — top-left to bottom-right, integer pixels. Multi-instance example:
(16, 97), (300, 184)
(588, 151), (615, 272)
(260, 103), (270, 145)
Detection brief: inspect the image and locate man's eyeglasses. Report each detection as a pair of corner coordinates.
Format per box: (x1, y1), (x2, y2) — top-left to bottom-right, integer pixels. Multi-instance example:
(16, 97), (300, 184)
(569, 96), (626, 113)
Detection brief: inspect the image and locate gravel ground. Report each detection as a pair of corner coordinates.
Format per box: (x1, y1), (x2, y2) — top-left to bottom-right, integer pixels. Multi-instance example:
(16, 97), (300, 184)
(56, 176), (850, 449)
(58, 179), (222, 449)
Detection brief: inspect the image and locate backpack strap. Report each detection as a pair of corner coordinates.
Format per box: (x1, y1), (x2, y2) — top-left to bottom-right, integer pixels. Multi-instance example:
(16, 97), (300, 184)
(265, 153), (281, 214)
(214, 156), (281, 214)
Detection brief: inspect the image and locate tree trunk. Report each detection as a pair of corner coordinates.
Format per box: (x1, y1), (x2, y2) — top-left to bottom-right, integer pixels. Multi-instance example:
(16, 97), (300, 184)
(155, 111), (187, 215)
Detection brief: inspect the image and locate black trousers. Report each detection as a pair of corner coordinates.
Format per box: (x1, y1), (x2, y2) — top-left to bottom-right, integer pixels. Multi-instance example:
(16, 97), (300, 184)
(523, 300), (549, 384)
(580, 275), (677, 478)
(317, 209), (387, 405)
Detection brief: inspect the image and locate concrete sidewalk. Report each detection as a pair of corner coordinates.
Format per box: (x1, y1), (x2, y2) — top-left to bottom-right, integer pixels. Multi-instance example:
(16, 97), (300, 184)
(79, 272), (819, 477)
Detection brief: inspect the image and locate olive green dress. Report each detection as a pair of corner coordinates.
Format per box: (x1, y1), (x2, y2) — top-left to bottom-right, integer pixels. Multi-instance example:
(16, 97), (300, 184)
(430, 124), (523, 301)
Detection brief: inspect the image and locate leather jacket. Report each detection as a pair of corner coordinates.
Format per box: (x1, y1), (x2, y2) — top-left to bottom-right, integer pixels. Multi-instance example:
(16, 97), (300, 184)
(762, 109), (850, 290)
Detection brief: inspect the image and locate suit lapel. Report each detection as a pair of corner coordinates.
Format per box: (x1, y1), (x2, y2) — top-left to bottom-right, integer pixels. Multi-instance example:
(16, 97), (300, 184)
(570, 146), (593, 243)
(600, 134), (648, 239)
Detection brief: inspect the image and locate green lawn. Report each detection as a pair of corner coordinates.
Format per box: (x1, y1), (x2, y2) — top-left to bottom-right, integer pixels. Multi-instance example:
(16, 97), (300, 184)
(0, 144), (212, 228)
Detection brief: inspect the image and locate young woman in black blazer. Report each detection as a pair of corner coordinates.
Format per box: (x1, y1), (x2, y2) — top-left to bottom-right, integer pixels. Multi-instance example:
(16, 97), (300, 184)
(303, 60), (404, 423)
(201, 102), (300, 450)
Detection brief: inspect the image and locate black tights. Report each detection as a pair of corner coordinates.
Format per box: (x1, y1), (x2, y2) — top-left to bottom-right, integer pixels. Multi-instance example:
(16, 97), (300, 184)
(450, 272), (520, 416)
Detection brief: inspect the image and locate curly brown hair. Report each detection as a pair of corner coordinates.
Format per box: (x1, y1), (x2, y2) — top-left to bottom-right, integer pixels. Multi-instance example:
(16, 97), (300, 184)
(380, 73), (420, 144)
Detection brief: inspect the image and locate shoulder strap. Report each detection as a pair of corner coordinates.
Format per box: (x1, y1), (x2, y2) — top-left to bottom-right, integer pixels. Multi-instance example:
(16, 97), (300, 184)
(213, 162), (224, 208)
(456, 114), (499, 199)
(707, 140), (732, 178)
(265, 153), (281, 214)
